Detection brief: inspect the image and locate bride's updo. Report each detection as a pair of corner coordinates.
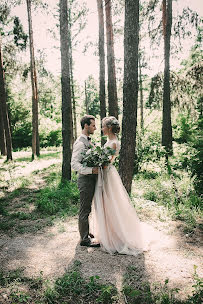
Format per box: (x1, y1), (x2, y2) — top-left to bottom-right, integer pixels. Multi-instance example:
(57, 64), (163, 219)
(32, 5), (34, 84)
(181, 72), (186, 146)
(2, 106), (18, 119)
(102, 116), (120, 134)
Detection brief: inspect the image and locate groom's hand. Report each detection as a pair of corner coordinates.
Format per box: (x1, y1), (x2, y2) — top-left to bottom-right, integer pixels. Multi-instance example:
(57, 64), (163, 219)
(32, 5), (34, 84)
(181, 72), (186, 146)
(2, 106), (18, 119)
(92, 167), (99, 174)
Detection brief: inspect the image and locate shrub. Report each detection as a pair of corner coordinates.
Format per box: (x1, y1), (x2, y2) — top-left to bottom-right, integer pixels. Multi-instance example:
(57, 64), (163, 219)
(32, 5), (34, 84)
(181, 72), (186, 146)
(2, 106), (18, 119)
(173, 114), (194, 144)
(44, 261), (118, 304)
(39, 118), (62, 147)
(12, 121), (32, 149)
(37, 180), (79, 215)
(135, 130), (166, 173)
(172, 110), (203, 194)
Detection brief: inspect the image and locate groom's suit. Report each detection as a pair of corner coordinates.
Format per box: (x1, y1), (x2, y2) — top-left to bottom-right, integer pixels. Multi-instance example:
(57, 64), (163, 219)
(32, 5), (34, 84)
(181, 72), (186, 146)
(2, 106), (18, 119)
(71, 134), (97, 243)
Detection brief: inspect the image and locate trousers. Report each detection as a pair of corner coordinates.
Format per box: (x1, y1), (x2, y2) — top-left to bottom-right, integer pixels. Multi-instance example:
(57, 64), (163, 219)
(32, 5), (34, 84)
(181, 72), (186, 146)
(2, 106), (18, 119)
(77, 174), (97, 241)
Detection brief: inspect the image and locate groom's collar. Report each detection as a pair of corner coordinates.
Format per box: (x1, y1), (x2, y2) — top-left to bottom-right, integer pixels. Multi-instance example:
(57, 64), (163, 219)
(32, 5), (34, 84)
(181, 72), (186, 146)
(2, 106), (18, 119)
(81, 134), (89, 140)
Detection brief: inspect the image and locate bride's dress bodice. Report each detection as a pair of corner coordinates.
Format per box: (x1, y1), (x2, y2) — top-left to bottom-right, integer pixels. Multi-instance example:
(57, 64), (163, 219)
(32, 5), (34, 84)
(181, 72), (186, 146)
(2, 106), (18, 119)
(104, 138), (120, 163)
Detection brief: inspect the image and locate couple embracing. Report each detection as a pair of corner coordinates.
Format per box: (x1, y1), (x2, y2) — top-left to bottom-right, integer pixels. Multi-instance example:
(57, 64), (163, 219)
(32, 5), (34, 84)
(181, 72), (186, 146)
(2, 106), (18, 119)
(71, 115), (143, 256)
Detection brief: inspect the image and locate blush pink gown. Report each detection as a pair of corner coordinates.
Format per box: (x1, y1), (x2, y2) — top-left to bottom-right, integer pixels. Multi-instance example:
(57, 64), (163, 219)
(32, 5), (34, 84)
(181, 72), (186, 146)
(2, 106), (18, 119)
(92, 139), (144, 256)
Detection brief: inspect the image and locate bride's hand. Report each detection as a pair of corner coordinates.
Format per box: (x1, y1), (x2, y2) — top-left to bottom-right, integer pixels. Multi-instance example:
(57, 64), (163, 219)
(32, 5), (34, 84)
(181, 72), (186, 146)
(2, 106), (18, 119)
(92, 167), (99, 174)
(102, 165), (108, 169)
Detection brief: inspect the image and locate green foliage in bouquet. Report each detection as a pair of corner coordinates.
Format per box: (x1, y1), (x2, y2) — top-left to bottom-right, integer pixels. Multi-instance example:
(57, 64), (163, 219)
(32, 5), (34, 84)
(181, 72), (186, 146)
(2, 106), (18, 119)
(81, 146), (116, 168)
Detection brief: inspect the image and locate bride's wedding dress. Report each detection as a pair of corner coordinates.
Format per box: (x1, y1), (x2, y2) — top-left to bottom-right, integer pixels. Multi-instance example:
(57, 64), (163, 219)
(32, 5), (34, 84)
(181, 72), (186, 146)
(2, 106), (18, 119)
(92, 138), (144, 256)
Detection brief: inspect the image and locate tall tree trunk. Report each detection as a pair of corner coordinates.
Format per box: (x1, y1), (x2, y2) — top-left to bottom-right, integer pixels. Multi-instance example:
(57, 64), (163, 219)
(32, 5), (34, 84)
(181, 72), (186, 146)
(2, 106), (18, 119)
(68, 5), (77, 143)
(138, 54), (144, 131)
(0, 101), (6, 155)
(119, 0), (139, 194)
(60, 0), (73, 181)
(0, 35), (12, 160)
(105, 0), (118, 119)
(70, 56), (77, 142)
(70, 61), (77, 141)
(84, 80), (89, 114)
(26, 0), (40, 160)
(97, 0), (106, 145)
(162, 0), (173, 154)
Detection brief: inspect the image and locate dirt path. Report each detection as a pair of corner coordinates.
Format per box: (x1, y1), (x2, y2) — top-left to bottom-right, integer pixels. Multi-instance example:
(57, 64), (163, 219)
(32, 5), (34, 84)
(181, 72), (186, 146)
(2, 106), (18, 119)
(0, 216), (202, 296)
(0, 157), (202, 301)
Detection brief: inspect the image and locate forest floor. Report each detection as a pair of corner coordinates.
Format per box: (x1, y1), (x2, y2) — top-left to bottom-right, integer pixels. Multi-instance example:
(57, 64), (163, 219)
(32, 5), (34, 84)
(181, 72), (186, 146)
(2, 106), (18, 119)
(0, 150), (202, 303)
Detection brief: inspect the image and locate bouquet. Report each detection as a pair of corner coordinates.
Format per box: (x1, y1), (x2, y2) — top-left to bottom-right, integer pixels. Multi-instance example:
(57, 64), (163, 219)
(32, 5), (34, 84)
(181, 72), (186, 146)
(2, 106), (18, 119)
(81, 145), (116, 168)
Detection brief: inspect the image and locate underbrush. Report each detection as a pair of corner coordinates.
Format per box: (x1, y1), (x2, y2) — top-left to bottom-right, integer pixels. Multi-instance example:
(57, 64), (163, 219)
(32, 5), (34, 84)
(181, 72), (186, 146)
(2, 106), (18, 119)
(0, 263), (202, 304)
(36, 164), (79, 216)
(133, 111), (202, 233)
(122, 265), (203, 304)
(133, 166), (202, 233)
(0, 161), (79, 235)
(36, 180), (79, 216)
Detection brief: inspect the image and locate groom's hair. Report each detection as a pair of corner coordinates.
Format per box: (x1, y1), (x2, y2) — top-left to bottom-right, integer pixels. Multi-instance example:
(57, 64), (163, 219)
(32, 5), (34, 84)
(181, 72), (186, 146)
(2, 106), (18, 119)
(80, 115), (95, 129)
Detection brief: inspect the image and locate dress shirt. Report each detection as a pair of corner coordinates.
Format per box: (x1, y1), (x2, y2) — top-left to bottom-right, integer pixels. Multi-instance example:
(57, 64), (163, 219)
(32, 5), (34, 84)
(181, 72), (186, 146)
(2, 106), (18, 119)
(71, 134), (93, 175)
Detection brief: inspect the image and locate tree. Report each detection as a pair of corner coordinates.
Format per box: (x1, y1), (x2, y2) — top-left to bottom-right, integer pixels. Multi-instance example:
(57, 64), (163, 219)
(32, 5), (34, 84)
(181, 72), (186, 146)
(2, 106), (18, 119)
(161, 0), (173, 154)
(68, 0), (88, 142)
(0, 98), (6, 155)
(0, 34), (12, 160)
(138, 53), (144, 131)
(60, 0), (73, 181)
(68, 11), (77, 142)
(97, 0), (106, 144)
(26, 0), (40, 159)
(119, 0), (139, 194)
(105, 0), (118, 118)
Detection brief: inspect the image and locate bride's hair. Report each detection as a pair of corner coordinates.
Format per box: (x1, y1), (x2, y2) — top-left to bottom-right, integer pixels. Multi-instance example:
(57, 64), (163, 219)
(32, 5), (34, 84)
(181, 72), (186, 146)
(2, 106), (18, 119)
(102, 116), (120, 134)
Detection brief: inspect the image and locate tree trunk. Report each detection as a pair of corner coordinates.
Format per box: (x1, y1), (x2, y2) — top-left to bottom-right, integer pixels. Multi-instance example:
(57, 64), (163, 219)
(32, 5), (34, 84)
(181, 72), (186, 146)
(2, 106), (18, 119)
(105, 0), (118, 119)
(84, 80), (89, 114)
(0, 101), (6, 155)
(119, 0), (139, 194)
(70, 57), (77, 142)
(138, 54), (144, 131)
(26, 0), (40, 160)
(68, 5), (77, 143)
(162, 0), (173, 154)
(60, 0), (73, 181)
(97, 0), (106, 145)
(0, 35), (12, 160)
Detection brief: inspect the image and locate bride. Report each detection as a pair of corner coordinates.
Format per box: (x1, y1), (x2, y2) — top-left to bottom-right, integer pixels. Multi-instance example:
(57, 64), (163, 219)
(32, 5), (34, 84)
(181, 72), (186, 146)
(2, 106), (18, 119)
(92, 116), (144, 256)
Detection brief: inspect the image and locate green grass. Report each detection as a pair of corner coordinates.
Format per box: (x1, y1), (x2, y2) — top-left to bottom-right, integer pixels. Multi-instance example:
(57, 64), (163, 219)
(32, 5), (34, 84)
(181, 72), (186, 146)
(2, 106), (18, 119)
(0, 162), (79, 235)
(12, 151), (61, 162)
(36, 165), (79, 216)
(122, 265), (203, 304)
(133, 165), (202, 234)
(0, 264), (202, 304)
(44, 261), (118, 304)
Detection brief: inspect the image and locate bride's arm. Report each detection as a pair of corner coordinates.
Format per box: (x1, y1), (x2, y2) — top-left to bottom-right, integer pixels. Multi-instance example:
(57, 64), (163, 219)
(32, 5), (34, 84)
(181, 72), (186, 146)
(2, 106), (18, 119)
(109, 142), (117, 163)
(103, 142), (117, 169)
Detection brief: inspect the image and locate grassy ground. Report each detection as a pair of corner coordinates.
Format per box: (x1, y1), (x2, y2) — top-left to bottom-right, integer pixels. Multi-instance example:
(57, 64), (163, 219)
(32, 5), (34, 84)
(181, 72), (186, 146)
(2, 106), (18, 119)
(0, 148), (202, 303)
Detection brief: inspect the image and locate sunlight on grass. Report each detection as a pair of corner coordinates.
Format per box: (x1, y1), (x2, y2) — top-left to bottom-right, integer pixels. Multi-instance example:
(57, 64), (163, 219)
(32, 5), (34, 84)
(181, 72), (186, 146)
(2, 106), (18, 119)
(0, 263), (202, 304)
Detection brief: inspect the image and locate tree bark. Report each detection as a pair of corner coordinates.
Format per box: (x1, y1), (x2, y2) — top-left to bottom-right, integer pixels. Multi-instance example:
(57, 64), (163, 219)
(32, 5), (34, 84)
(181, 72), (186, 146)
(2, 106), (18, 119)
(138, 54), (144, 131)
(60, 0), (73, 181)
(70, 56), (77, 142)
(162, 0), (173, 154)
(119, 0), (139, 194)
(84, 80), (89, 114)
(68, 5), (77, 143)
(97, 0), (106, 145)
(26, 0), (40, 160)
(0, 100), (6, 155)
(0, 35), (12, 160)
(105, 0), (118, 119)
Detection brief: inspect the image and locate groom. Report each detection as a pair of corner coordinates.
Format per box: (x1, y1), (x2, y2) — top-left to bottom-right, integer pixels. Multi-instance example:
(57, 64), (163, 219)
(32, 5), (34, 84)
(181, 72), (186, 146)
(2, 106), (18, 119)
(71, 115), (100, 247)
